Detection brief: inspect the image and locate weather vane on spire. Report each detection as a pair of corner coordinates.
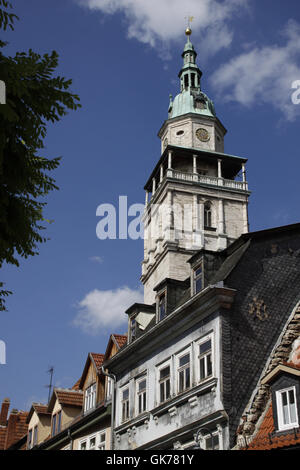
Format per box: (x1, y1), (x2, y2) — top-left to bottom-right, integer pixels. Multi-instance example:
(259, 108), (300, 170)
(184, 15), (194, 36)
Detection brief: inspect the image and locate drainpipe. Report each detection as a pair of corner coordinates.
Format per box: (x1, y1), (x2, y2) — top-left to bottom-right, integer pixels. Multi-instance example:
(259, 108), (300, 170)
(101, 366), (116, 450)
(67, 428), (73, 450)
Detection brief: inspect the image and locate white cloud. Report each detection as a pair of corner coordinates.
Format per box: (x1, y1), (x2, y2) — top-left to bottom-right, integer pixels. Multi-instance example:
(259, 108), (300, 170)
(210, 19), (300, 121)
(89, 256), (103, 264)
(77, 0), (249, 57)
(73, 286), (143, 334)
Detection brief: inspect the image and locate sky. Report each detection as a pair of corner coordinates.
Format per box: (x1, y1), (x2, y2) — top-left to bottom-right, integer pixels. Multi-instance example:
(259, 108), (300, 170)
(1, 0), (300, 411)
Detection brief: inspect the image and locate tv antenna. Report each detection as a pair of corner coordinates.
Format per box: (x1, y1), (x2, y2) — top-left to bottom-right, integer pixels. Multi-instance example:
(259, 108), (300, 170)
(45, 366), (54, 404)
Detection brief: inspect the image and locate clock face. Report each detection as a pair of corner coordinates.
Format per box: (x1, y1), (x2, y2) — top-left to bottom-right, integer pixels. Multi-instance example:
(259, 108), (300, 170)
(163, 137), (168, 149)
(196, 128), (210, 142)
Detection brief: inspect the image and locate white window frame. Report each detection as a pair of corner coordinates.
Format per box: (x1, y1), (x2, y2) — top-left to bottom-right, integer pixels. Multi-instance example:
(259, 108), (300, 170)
(120, 385), (130, 423)
(176, 347), (192, 394)
(98, 430), (106, 450)
(157, 359), (172, 405)
(135, 376), (147, 416)
(79, 430), (107, 450)
(276, 386), (299, 431)
(193, 262), (203, 295)
(84, 383), (97, 413)
(106, 376), (113, 400)
(196, 334), (214, 384)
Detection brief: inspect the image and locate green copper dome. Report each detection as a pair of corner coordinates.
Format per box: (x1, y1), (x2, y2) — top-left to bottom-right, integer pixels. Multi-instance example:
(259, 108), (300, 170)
(168, 33), (216, 119)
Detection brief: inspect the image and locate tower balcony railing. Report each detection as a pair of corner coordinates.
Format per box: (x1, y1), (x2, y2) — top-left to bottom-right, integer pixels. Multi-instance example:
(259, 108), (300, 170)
(168, 169), (248, 191)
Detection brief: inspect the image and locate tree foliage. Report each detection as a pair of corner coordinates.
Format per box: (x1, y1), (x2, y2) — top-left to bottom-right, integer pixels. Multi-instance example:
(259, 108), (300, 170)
(0, 1), (81, 310)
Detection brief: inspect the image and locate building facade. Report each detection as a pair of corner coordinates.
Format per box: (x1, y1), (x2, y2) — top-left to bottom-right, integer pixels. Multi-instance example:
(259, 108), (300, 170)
(103, 30), (300, 451)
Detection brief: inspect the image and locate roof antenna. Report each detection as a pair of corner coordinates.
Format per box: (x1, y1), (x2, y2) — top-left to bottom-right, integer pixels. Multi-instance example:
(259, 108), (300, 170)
(45, 366), (54, 404)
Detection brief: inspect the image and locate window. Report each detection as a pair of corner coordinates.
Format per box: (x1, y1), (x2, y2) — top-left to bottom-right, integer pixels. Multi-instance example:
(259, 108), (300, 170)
(178, 353), (191, 393)
(205, 433), (219, 450)
(57, 410), (62, 434)
(51, 411), (62, 437)
(204, 202), (212, 228)
(130, 317), (137, 341)
(191, 73), (195, 88)
(158, 293), (166, 321)
(89, 436), (96, 450)
(27, 428), (32, 449)
(84, 383), (96, 413)
(193, 263), (203, 294)
(98, 432), (106, 450)
(159, 365), (171, 403)
(33, 425), (38, 447)
(80, 440), (87, 450)
(79, 431), (106, 450)
(136, 378), (147, 415)
(184, 74), (189, 88)
(121, 387), (130, 423)
(51, 414), (56, 437)
(106, 376), (113, 400)
(199, 337), (213, 381)
(276, 387), (298, 431)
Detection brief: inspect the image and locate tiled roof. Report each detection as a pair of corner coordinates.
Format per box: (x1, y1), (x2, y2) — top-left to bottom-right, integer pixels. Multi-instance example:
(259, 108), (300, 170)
(245, 403), (300, 450)
(55, 389), (83, 407)
(113, 334), (127, 349)
(72, 378), (81, 390)
(90, 353), (105, 371)
(33, 404), (50, 415)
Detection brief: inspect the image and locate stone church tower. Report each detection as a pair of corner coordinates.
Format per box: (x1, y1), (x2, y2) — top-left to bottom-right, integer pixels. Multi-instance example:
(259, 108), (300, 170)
(141, 29), (250, 305)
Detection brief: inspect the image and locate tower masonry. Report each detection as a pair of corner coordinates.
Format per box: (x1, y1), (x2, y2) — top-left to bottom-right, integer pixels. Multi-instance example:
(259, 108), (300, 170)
(141, 29), (251, 305)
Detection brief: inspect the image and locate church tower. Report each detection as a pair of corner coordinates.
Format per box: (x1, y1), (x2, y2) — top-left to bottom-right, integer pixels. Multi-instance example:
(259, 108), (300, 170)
(142, 29), (250, 305)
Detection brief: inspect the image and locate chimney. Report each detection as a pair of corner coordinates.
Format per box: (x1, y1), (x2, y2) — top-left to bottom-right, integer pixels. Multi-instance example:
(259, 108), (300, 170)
(5, 409), (19, 449)
(0, 398), (10, 426)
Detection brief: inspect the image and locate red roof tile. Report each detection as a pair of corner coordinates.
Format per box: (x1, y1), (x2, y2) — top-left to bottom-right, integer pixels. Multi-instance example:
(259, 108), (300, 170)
(72, 378), (81, 390)
(90, 353), (105, 371)
(55, 389), (83, 408)
(245, 403), (300, 450)
(113, 334), (127, 349)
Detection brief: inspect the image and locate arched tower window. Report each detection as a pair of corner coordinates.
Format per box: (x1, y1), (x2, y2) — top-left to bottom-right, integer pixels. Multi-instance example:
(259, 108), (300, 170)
(204, 202), (212, 228)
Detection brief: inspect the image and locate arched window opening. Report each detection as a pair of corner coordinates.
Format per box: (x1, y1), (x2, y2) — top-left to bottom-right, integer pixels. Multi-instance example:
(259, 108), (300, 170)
(204, 203), (212, 228)
(184, 74), (189, 89)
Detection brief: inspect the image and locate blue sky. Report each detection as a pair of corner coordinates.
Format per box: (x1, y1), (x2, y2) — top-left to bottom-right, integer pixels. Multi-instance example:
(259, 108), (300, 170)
(1, 0), (300, 410)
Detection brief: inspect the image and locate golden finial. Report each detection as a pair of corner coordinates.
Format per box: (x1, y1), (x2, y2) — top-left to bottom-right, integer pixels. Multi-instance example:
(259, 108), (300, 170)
(185, 16), (194, 36)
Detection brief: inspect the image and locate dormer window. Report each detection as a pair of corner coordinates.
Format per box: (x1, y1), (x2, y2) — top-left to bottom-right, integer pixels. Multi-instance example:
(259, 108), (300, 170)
(193, 263), (203, 294)
(276, 387), (298, 431)
(158, 292), (166, 321)
(130, 317), (137, 342)
(84, 383), (96, 413)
